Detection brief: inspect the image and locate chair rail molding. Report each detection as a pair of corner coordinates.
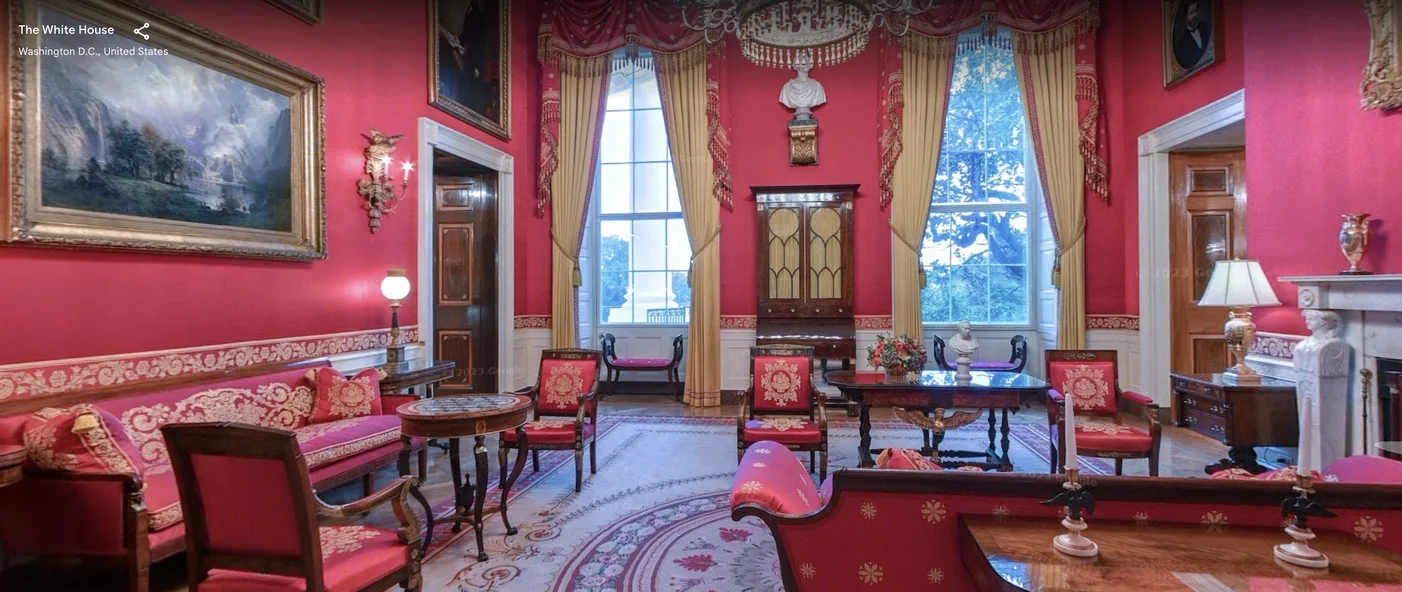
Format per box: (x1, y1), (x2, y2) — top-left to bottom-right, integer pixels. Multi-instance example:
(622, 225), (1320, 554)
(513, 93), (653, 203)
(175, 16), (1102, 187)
(1137, 89), (1245, 406)
(416, 117), (514, 386)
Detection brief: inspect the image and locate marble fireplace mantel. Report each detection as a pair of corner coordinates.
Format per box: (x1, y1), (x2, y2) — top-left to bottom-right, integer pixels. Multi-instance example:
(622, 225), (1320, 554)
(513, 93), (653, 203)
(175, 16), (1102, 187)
(1280, 274), (1402, 464)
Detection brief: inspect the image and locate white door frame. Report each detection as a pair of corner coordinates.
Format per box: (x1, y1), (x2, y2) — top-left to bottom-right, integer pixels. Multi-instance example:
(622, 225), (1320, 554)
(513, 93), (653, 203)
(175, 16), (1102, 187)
(1137, 89), (1244, 404)
(416, 117), (515, 387)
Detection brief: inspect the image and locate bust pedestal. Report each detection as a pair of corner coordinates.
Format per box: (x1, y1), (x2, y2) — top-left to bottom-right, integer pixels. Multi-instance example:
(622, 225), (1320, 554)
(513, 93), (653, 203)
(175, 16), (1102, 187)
(788, 119), (817, 166)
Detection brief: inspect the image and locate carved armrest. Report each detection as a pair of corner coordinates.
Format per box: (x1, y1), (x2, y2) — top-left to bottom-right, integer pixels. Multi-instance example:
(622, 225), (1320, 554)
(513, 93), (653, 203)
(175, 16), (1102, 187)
(317, 475), (421, 547)
(1047, 389), (1064, 425)
(1119, 390), (1160, 425)
(813, 387), (827, 434)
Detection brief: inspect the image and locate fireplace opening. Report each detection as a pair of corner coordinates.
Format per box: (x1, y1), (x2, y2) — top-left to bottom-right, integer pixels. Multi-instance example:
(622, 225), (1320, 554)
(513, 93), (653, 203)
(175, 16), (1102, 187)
(1380, 358), (1402, 461)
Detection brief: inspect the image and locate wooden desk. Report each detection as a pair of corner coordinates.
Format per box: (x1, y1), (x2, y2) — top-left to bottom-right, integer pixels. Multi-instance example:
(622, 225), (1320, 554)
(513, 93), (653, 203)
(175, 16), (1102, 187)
(826, 370), (1049, 471)
(1170, 373), (1297, 474)
(960, 516), (1402, 591)
(379, 359), (455, 397)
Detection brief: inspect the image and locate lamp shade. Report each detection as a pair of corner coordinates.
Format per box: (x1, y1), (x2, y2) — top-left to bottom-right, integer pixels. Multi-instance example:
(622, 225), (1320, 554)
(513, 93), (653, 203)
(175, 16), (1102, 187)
(1198, 260), (1281, 307)
(380, 269), (411, 301)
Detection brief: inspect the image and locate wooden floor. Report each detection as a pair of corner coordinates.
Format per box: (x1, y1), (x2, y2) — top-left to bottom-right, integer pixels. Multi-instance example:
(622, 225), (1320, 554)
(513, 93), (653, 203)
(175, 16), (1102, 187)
(1, 394), (1236, 591)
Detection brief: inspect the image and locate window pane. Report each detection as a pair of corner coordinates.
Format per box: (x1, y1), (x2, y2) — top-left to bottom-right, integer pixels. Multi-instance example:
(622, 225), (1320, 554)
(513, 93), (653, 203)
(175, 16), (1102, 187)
(599, 111), (631, 164)
(666, 166), (681, 212)
(942, 94), (983, 152)
(634, 68), (661, 109)
(667, 218), (691, 270)
(600, 221), (631, 271)
(989, 265), (1028, 323)
(982, 151), (1026, 203)
(934, 151), (977, 204)
(669, 271), (691, 314)
(606, 71), (633, 111)
(633, 109), (669, 162)
(985, 211), (1029, 265)
(599, 164), (631, 214)
(948, 265), (990, 323)
(633, 219), (666, 271)
(985, 92), (1023, 151)
(633, 162), (669, 213)
(601, 271), (632, 322)
(633, 272), (669, 322)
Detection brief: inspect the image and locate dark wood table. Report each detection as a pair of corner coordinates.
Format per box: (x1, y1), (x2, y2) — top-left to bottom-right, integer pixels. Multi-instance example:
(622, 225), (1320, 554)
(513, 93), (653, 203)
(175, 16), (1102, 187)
(397, 394), (532, 560)
(1170, 373), (1297, 475)
(379, 359), (456, 396)
(826, 370), (1049, 471)
(960, 515), (1402, 591)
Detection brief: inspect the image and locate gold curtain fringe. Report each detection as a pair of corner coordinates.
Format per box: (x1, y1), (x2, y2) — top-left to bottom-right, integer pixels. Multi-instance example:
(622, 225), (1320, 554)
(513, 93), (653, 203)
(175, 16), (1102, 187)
(651, 43), (710, 75)
(877, 71), (904, 210)
(903, 32), (958, 60)
(705, 80), (734, 210)
(1012, 24), (1077, 55)
(1075, 66), (1109, 202)
(542, 48), (614, 77)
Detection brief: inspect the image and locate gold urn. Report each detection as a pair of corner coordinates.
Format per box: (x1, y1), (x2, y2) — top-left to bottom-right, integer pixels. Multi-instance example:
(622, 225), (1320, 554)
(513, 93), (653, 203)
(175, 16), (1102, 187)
(1339, 213), (1373, 275)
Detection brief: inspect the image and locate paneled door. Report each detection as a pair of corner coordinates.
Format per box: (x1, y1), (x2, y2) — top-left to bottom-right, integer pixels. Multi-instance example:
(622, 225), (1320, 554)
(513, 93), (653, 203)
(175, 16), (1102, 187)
(433, 172), (498, 395)
(1169, 151), (1246, 376)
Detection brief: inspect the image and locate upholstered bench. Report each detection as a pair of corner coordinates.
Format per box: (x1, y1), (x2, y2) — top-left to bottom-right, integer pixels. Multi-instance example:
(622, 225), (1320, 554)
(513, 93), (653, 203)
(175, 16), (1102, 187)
(600, 333), (684, 400)
(731, 441), (1402, 591)
(0, 359), (426, 592)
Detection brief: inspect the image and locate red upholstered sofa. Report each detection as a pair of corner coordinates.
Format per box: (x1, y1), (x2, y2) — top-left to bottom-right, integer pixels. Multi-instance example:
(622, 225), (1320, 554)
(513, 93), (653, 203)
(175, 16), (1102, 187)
(731, 441), (1402, 591)
(0, 359), (425, 592)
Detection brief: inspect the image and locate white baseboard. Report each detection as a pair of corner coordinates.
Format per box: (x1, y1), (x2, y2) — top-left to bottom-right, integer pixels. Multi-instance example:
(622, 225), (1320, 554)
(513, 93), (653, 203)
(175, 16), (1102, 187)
(1086, 329), (1143, 395)
(720, 328), (757, 391)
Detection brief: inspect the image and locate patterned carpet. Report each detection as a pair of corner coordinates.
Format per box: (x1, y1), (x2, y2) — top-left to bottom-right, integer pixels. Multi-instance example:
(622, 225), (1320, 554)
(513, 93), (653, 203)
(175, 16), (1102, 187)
(418, 413), (1099, 591)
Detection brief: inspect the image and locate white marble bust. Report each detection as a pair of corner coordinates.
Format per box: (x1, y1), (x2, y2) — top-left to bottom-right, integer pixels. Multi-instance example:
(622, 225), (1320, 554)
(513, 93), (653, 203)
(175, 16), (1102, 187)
(779, 50), (826, 121)
(948, 321), (980, 358)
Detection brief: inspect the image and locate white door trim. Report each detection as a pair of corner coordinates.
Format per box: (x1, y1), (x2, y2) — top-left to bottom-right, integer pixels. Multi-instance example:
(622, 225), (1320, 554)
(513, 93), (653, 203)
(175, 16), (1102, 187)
(1136, 89), (1244, 404)
(416, 118), (515, 388)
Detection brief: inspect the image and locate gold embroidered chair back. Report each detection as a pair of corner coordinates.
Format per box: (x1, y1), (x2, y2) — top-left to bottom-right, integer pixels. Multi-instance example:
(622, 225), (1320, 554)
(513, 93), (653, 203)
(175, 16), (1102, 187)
(747, 345), (816, 414)
(533, 349), (603, 415)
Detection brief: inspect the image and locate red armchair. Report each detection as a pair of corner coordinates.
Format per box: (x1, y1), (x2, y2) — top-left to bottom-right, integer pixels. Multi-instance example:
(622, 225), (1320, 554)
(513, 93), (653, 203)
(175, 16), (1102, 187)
(1045, 350), (1161, 476)
(500, 348), (602, 492)
(160, 422), (422, 592)
(738, 345), (828, 481)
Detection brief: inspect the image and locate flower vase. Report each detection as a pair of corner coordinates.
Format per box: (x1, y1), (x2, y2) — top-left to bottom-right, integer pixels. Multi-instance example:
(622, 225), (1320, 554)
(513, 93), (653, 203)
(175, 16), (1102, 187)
(884, 365), (907, 383)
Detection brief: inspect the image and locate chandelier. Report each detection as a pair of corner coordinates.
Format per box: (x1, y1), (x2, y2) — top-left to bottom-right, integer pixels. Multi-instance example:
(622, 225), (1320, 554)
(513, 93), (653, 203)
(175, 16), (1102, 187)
(679, 0), (934, 69)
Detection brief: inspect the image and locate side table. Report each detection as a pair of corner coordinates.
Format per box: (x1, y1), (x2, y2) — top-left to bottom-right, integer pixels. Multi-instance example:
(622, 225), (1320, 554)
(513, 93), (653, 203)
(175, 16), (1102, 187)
(397, 394), (532, 560)
(380, 359), (456, 397)
(1171, 372), (1298, 474)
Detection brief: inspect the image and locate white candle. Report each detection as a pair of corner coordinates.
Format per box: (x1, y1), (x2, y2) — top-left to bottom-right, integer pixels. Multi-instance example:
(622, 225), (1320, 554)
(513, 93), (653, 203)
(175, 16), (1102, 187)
(1298, 396), (1317, 476)
(400, 160), (413, 183)
(1064, 394), (1079, 472)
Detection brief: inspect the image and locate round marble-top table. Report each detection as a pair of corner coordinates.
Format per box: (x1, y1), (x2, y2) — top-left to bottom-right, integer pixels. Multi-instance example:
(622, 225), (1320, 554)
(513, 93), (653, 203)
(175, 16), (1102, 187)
(397, 394), (532, 560)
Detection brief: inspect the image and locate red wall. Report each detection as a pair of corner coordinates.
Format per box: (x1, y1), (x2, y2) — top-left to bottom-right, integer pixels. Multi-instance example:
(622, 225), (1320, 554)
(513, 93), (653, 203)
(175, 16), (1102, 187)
(1095, 0), (1246, 315)
(1243, 0), (1402, 335)
(721, 38), (890, 316)
(0, 0), (545, 364)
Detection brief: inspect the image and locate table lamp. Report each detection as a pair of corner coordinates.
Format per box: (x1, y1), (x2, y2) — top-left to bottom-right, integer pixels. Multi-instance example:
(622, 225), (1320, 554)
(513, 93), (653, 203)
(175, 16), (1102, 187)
(381, 269), (411, 365)
(1197, 259), (1280, 384)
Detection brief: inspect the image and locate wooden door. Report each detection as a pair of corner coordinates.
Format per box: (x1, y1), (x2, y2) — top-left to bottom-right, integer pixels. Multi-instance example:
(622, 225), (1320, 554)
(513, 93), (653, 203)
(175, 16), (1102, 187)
(1169, 151), (1246, 375)
(433, 172), (497, 395)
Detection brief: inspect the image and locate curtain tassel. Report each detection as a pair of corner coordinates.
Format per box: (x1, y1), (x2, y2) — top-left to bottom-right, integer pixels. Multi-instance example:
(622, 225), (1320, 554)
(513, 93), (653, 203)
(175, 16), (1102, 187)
(1052, 253), (1063, 289)
(572, 265), (582, 287)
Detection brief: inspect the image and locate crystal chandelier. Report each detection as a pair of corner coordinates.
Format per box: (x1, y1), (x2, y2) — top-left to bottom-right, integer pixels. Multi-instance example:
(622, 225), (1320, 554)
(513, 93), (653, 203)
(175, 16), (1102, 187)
(679, 0), (934, 69)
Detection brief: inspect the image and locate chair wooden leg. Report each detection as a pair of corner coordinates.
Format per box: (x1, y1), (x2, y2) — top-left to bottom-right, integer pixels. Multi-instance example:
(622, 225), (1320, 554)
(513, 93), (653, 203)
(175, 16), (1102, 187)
(532, 449), (540, 472)
(417, 449), (427, 481)
(819, 449), (828, 483)
(1149, 449), (1161, 477)
(589, 439), (597, 474)
(1115, 458), (1123, 476)
(809, 451), (816, 473)
(1049, 427), (1060, 474)
(574, 448), (584, 493)
(498, 445), (508, 487)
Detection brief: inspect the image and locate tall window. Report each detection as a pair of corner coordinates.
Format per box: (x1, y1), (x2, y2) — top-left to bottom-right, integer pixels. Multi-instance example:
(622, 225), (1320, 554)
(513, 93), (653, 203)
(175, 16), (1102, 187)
(921, 29), (1033, 325)
(594, 51), (691, 324)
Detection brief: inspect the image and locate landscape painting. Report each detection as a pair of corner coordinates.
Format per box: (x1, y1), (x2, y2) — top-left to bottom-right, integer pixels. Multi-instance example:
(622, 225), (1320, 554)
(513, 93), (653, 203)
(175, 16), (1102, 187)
(7, 0), (326, 260)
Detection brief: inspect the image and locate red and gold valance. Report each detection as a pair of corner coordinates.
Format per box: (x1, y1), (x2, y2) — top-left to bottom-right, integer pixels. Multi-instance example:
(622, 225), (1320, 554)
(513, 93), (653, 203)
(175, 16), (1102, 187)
(877, 0), (1107, 207)
(536, 0), (733, 215)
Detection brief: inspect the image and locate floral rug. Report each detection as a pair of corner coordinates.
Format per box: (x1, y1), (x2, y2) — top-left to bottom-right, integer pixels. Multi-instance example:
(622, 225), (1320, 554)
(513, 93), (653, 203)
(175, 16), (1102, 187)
(418, 413), (1097, 591)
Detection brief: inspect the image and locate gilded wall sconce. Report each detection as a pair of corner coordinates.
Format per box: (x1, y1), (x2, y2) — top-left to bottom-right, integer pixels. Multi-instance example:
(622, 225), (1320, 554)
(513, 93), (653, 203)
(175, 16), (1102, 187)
(358, 129), (413, 234)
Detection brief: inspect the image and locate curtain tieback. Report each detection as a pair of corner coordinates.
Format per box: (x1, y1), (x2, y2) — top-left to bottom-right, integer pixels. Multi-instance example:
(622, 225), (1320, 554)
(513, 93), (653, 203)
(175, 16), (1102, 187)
(890, 220), (927, 283)
(687, 228), (721, 287)
(1052, 223), (1087, 289)
(552, 233), (582, 287)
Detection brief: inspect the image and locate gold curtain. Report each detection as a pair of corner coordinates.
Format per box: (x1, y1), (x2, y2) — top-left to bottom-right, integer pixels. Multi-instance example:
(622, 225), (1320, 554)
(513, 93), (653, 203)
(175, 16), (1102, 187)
(550, 53), (610, 348)
(1015, 27), (1086, 349)
(656, 44), (721, 407)
(891, 34), (956, 341)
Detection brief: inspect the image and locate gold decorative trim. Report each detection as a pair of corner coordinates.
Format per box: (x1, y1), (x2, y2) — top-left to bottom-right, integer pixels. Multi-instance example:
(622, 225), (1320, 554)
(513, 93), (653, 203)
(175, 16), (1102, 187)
(1086, 315), (1139, 331)
(0, 327), (419, 402)
(1364, 0), (1402, 110)
(855, 316), (893, 330)
(720, 315), (758, 330)
(514, 315), (553, 329)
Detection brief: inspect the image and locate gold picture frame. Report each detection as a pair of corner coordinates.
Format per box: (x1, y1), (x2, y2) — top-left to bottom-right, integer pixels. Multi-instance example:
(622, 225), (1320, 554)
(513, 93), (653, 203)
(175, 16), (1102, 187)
(1163, 0), (1218, 88)
(265, 0), (322, 24)
(5, 0), (326, 260)
(430, 0), (511, 140)
(1363, 0), (1402, 110)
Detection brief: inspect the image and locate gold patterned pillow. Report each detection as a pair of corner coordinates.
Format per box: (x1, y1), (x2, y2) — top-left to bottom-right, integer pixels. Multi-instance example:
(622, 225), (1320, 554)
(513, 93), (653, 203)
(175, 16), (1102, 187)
(309, 368), (385, 424)
(22, 405), (145, 476)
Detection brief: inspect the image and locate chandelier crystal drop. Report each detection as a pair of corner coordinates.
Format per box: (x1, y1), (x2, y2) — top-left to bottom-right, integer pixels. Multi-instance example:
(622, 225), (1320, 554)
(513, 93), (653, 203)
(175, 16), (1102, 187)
(680, 0), (935, 69)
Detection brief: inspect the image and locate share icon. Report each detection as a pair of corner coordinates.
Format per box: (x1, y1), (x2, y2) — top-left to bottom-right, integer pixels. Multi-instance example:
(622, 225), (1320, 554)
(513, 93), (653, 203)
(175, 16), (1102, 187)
(133, 22), (150, 40)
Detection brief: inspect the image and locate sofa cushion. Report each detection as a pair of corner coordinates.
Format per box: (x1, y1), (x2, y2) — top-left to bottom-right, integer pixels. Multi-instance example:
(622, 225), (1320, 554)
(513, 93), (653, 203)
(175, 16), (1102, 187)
(310, 368), (384, 425)
(742, 417), (820, 445)
(611, 357), (672, 368)
(22, 405), (145, 477)
(503, 420), (594, 445)
(296, 415), (402, 470)
(144, 470), (184, 531)
(199, 525), (406, 592)
(875, 448), (941, 471)
(1064, 421), (1153, 453)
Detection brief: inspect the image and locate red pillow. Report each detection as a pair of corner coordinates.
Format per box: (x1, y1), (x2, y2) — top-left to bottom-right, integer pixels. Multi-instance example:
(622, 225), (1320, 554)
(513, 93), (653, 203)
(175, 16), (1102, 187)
(875, 448), (942, 471)
(309, 368), (384, 424)
(22, 405), (145, 476)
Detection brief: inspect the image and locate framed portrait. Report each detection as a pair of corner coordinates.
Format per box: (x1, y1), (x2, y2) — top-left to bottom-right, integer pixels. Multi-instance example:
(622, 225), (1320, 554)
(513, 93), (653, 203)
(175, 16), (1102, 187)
(1163, 0), (1218, 88)
(5, 0), (326, 260)
(264, 0), (322, 24)
(1363, 0), (1401, 110)
(430, 0), (511, 140)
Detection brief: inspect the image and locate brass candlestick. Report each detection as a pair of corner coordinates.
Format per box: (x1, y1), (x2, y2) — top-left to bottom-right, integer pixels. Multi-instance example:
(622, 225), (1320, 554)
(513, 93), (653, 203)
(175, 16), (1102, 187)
(1041, 468), (1099, 557)
(1339, 213), (1373, 275)
(1274, 474), (1335, 569)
